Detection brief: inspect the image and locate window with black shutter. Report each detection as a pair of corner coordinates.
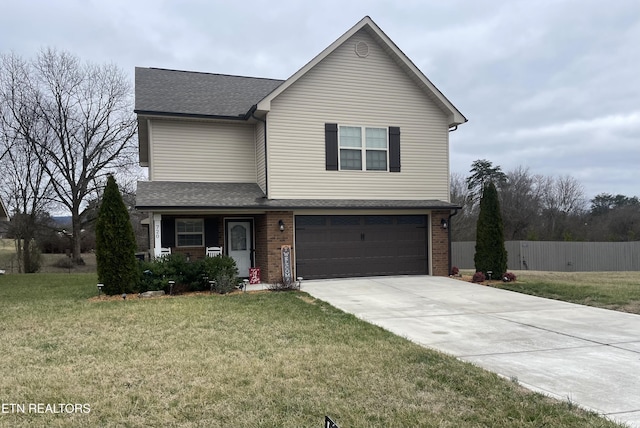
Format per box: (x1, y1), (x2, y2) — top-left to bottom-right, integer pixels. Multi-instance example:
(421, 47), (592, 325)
(326, 123), (400, 172)
(389, 126), (401, 172)
(325, 123), (338, 170)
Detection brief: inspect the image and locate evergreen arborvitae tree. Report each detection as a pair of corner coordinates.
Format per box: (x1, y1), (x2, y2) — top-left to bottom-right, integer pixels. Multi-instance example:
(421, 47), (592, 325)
(96, 175), (138, 294)
(474, 181), (508, 278)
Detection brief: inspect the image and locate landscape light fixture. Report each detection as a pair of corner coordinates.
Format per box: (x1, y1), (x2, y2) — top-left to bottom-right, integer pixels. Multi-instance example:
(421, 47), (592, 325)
(278, 219), (285, 232)
(97, 283), (104, 297)
(441, 218), (448, 230)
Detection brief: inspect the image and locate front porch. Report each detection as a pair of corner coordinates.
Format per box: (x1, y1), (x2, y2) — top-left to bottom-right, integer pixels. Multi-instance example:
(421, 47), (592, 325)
(149, 211), (294, 284)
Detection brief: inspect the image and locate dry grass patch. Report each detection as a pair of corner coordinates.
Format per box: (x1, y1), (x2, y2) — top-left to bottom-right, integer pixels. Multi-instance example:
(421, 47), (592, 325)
(460, 270), (640, 314)
(0, 273), (622, 427)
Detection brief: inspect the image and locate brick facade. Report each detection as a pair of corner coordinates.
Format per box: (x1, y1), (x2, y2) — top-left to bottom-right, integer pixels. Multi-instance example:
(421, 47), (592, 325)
(431, 210), (451, 276)
(258, 211), (294, 283)
(163, 210), (451, 282)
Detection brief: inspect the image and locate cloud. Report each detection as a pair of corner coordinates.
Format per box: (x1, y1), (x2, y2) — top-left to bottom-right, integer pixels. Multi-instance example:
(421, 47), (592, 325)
(500, 112), (640, 140)
(2, 0), (639, 199)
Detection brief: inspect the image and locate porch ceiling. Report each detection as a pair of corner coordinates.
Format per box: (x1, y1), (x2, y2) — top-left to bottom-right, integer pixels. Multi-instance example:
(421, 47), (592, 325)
(135, 181), (460, 211)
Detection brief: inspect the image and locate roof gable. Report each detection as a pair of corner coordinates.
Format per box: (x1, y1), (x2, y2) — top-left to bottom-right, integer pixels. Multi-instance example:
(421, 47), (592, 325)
(256, 16), (466, 127)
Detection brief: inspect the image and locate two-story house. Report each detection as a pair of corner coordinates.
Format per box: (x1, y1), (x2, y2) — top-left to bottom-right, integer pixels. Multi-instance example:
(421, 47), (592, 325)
(135, 16), (466, 283)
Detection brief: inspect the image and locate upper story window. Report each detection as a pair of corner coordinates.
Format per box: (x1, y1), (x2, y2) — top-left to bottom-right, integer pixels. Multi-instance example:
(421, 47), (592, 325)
(339, 126), (388, 171)
(325, 123), (400, 172)
(176, 218), (204, 247)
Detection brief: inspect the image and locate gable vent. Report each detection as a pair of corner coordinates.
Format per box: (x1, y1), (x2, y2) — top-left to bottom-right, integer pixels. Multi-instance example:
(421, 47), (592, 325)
(355, 41), (369, 58)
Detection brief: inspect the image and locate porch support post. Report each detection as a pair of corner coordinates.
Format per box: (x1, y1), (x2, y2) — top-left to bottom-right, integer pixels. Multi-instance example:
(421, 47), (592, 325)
(153, 213), (162, 258)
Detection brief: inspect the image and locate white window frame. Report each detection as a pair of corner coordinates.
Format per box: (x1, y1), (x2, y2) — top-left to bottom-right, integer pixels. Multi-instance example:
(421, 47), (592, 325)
(338, 125), (389, 171)
(176, 218), (204, 247)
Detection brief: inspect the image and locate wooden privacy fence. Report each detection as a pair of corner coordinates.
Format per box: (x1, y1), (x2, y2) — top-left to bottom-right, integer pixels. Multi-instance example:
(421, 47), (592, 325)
(452, 241), (640, 272)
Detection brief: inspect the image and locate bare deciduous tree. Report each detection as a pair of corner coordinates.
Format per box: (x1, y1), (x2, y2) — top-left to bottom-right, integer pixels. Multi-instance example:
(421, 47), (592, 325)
(539, 175), (586, 239)
(0, 53), (53, 271)
(450, 172), (477, 241)
(1, 48), (137, 264)
(453, 162), (595, 243)
(498, 167), (545, 240)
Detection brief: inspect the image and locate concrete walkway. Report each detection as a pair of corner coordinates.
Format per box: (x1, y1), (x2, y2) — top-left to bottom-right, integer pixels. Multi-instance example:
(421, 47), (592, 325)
(301, 276), (640, 427)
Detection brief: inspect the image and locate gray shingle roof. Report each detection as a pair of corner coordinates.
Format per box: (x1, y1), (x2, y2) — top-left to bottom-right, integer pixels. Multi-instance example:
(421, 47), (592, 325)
(135, 181), (460, 211)
(134, 68), (284, 118)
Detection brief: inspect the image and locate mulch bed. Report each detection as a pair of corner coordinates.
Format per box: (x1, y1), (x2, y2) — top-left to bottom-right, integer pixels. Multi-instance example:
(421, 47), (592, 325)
(88, 289), (266, 302)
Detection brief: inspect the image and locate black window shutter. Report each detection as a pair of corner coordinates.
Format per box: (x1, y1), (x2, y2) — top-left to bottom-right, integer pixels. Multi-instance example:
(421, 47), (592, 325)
(204, 217), (219, 247)
(389, 127), (401, 172)
(161, 217), (175, 247)
(325, 123), (338, 171)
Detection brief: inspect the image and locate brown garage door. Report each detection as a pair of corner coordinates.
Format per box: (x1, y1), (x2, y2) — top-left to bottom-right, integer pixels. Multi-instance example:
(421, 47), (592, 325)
(295, 215), (428, 279)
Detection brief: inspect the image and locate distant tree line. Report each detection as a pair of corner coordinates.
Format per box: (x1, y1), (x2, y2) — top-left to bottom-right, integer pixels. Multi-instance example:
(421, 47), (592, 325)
(451, 160), (640, 242)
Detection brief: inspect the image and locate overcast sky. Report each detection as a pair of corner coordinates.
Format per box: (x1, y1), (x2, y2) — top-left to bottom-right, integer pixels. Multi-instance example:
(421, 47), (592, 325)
(2, 0), (638, 201)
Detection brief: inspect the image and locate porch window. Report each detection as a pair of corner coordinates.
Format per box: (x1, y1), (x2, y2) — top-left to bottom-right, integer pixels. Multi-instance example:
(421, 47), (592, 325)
(176, 218), (204, 247)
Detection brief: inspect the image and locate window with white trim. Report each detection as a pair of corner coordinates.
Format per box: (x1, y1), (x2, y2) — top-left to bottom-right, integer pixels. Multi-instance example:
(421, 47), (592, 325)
(339, 126), (388, 171)
(176, 218), (204, 247)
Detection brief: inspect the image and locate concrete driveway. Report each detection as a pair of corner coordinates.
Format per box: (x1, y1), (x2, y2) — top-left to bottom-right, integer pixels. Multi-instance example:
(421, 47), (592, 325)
(302, 275), (640, 427)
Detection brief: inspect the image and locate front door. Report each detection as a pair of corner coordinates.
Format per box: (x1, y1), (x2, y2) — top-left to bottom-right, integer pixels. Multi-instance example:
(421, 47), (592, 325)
(226, 220), (253, 277)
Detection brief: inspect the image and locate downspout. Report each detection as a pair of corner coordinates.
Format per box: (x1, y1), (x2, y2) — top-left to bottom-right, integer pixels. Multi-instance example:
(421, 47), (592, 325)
(447, 122), (459, 272)
(250, 105), (268, 198)
(448, 208), (458, 275)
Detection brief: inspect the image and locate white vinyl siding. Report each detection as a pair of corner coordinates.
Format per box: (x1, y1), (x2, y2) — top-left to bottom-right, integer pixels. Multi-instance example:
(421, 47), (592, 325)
(150, 119), (257, 182)
(266, 29), (450, 201)
(255, 120), (266, 192)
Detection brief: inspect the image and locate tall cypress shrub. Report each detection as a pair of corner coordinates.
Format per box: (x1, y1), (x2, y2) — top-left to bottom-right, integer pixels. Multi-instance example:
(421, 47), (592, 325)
(96, 175), (138, 294)
(474, 181), (508, 278)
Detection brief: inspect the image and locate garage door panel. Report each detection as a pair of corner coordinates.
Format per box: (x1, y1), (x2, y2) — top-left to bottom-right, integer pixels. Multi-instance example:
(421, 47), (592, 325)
(329, 230), (361, 243)
(295, 215), (428, 279)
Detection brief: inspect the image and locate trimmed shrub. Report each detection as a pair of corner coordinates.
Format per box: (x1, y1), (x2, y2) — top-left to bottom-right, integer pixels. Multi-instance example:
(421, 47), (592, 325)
(95, 176), (139, 295)
(202, 255), (239, 294)
(138, 253), (238, 294)
(474, 182), (508, 279)
(268, 276), (300, 291)
(450, 266), (460, 276)
(502, 272), (517, 282)
(472, 271), (486, 283)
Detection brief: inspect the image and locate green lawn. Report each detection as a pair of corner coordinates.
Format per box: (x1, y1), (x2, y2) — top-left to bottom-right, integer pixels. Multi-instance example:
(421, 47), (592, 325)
(0, 273), (621, 427)
(488, 271), (640, 314)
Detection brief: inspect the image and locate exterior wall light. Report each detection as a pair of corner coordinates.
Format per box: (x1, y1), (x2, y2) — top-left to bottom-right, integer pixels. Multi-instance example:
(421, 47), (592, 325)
(278, 220), (285, 232)
(441, 218), (448, 230)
